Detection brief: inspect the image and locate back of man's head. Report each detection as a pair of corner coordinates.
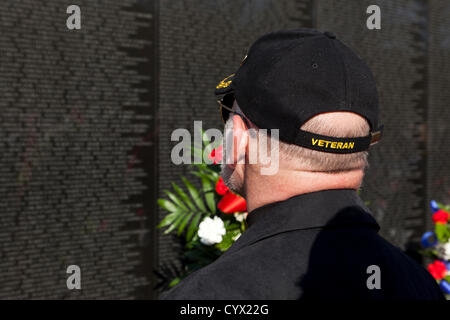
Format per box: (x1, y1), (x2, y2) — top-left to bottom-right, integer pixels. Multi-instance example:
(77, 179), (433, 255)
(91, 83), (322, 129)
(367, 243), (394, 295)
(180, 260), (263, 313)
(217, 29), (382, 208)
(277, 111), (370, 172)
(237, 101), (370, 173)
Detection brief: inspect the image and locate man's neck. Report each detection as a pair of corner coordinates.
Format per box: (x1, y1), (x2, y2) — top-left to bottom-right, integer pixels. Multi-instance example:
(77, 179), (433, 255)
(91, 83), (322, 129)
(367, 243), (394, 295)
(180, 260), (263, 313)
(243, 168), (364, 212)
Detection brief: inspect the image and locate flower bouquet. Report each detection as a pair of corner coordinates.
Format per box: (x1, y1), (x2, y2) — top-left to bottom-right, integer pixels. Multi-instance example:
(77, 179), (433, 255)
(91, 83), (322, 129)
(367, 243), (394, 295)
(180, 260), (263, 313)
(421, 200), (450, 298)
(156, 137), (247, 290)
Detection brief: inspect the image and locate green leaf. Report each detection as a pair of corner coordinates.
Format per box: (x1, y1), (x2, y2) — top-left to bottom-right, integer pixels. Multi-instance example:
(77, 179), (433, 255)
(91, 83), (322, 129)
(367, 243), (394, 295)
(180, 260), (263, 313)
(191, 170), (218, 185)
(164, 213), (187, 234)
(192, 163), (219, 180)
(182, 176), (207, 212)
(215, 230), (240, 252)
(157, 212), (180, 228)
(202, 130), (215, 148)
(186, 212), (203, 242)
(435, 222), (450, 243)
(226, 222), (240, 231)
(177, 211), (194, 236)
(436, 202), (450, 212)
(191, 171), (208, 180)
(202, 177), (216, 214)
(168, 277), (181, 288)
(172, 182), (196, 211)
(164, 190), (188, 211)
(157, 199), (180, 213)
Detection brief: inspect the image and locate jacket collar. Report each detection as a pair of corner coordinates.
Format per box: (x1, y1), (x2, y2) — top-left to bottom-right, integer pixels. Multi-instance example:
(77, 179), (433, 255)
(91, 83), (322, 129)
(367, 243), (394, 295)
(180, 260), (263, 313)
(224, 189), (379, 256)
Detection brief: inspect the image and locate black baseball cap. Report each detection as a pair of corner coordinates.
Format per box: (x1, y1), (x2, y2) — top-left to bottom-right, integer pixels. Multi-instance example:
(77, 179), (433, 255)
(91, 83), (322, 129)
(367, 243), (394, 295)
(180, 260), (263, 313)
(214, 28), (383, 154)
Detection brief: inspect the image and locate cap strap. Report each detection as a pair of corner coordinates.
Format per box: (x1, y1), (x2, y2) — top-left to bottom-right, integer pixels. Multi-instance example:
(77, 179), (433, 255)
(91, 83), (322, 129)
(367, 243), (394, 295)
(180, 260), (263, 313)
(294, 126), (383, 154)
(369, 125), (384, 145)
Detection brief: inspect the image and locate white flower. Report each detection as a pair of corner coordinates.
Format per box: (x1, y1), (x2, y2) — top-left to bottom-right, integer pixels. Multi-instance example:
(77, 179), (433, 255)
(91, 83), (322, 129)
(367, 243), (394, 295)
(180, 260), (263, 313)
(437, 242), (450, 261)
(234, 212), (248, 222)
(198, 216), (226, 245)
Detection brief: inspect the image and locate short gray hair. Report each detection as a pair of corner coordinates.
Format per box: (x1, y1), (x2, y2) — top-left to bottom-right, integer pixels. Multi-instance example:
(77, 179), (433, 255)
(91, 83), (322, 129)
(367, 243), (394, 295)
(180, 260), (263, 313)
(277, 113), (370, 172)
(235, 101), (370, 173)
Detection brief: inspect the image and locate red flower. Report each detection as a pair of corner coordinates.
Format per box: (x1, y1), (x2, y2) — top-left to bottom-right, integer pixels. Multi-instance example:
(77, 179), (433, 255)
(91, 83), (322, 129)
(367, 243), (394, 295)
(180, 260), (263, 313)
(209, 145), (223, 164)
(428, 260), (447, 280)
(215, 177), (229, 195)
(217, 191), (247, 213)
(432, 209), (449, 224)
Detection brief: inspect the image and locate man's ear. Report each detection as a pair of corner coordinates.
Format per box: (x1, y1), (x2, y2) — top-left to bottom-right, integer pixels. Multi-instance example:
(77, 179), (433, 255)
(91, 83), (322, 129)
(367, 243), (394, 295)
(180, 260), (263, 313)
(229, 114), (248, 167)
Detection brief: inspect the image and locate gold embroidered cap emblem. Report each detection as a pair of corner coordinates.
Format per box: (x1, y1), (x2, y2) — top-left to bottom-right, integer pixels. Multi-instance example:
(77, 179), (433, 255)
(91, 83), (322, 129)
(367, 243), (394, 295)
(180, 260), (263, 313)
(216, 74), (235, 89)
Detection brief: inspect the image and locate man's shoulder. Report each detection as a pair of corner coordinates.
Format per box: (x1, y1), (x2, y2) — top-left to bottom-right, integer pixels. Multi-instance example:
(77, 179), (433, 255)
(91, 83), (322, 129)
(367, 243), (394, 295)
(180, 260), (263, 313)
(160, 222), (445, 300)
(159, 237), (295, 300)
(308, 225), (445, 299)
(159, 254), (249, 300)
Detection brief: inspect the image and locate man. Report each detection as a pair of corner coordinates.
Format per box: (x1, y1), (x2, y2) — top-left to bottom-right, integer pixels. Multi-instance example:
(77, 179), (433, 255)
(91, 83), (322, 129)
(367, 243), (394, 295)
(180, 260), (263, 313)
(161, 29), (444, 300)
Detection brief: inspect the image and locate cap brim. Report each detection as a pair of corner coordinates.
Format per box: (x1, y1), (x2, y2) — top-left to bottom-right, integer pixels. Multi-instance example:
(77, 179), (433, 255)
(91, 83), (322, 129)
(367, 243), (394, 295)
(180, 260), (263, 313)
(214, 74), (235, 95)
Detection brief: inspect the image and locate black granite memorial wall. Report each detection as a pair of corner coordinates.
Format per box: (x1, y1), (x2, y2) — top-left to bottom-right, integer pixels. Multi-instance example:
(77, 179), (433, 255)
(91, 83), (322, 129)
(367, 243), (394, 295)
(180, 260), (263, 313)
(0, 0), (448, 299)
(0, 1), (158, 299)
(315, 0), (430, 250)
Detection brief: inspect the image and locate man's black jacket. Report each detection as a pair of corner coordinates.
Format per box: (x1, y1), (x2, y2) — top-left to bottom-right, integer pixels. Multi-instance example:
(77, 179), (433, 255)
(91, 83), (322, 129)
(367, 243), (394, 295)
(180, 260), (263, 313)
(160, 189), (445, 300)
